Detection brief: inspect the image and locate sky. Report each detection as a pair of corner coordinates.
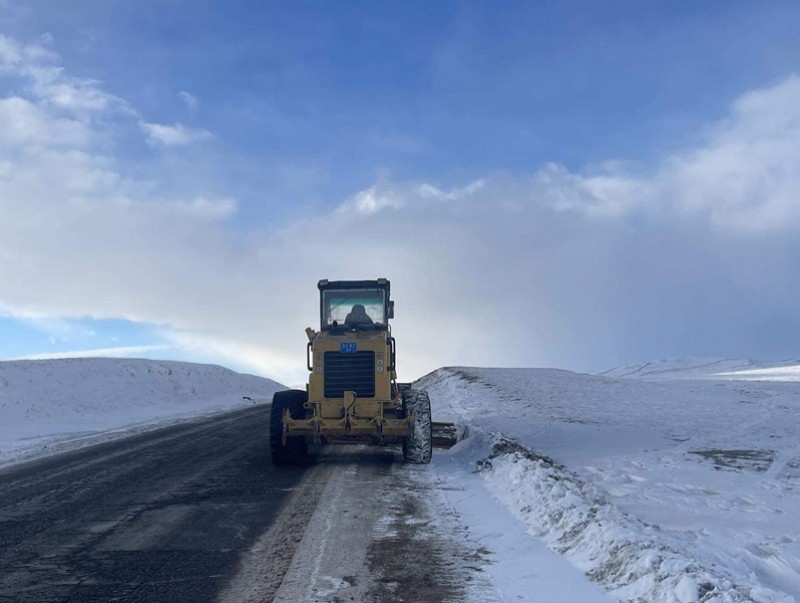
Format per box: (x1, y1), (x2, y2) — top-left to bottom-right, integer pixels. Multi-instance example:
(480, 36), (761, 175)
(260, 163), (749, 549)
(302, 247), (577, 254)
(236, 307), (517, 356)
(1, 0), (800, 385)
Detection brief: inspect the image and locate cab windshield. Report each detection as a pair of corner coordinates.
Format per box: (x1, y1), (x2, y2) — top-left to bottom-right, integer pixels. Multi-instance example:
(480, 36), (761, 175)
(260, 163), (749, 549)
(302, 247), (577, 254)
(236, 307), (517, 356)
(323, 288), (386, 329)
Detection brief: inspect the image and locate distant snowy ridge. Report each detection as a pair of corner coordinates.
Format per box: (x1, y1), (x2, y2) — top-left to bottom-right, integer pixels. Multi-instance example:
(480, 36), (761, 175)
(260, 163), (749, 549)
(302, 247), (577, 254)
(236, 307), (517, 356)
(0, 358), (284, 466)
(599, 357), (760, 379)
(600, 357), (800, 381)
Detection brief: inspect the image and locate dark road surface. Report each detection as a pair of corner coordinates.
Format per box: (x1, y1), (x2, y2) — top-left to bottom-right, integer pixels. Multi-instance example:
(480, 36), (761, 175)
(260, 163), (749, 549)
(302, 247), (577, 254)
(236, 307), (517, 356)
(0, 405), (307, 603)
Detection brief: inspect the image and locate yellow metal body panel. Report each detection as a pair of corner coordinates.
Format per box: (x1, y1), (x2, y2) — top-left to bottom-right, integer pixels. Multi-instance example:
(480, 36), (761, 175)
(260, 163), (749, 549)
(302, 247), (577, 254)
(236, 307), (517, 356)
(308, 330), (392, 402)
(286, 328), (410, 445)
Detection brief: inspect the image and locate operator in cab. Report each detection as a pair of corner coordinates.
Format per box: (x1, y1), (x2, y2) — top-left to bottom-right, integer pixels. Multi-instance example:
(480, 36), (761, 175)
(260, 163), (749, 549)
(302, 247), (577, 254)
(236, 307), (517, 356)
(345, 304), (374, 326)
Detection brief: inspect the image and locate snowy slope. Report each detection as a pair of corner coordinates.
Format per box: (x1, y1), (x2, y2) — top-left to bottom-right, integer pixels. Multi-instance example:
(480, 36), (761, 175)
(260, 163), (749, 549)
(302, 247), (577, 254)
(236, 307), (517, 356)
(600, 357), (800, 381)
(0, 358), (284, 466)
(713, 364), (800, 381)
(418, 367), (800, 603)
(599, 357), (761, 380)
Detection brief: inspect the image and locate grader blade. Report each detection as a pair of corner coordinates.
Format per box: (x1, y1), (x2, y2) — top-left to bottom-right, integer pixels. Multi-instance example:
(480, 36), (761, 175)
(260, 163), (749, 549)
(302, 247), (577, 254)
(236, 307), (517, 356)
(431, 422), (467, 448)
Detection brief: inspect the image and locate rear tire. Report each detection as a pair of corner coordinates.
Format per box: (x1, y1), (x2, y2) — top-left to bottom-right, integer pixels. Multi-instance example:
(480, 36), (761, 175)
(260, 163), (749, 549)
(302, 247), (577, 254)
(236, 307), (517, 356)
(270, 390), (309, 466)
(402, 389), (432, 464)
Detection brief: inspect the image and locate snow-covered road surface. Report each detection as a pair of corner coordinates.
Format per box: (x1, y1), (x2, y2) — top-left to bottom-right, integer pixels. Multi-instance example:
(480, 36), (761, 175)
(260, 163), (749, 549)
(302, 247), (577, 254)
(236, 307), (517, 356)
(226, 443), (611, 603)
(268, 448), (492, 602)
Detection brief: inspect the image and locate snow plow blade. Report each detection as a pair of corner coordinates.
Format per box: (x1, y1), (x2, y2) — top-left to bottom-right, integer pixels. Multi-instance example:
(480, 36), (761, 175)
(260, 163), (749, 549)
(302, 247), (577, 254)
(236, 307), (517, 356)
(431, 422), (466, 448)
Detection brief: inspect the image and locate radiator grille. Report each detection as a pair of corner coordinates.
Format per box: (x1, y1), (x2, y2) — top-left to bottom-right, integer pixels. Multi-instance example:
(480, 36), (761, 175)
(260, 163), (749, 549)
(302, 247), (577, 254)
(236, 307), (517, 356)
(324, 351), (375, 398)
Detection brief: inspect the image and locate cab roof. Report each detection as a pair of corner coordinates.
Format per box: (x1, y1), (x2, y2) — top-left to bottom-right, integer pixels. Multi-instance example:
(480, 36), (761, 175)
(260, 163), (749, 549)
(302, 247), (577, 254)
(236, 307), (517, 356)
(317, 279), (390, 296)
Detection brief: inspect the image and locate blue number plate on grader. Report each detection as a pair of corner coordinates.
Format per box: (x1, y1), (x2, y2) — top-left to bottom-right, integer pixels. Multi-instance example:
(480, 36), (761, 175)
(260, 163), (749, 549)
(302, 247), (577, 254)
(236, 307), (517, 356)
(340, 342), (357, 353)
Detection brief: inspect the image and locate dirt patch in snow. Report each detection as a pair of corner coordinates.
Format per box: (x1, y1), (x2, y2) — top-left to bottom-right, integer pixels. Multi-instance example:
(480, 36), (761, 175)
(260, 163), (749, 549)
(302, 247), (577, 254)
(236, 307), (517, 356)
(688, 449), (775, 473)
(365, 466), (491, 603)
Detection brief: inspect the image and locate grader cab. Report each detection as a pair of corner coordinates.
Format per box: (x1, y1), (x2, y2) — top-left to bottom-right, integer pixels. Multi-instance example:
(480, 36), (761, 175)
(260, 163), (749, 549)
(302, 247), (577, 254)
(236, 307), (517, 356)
(269, 278), (458, 465)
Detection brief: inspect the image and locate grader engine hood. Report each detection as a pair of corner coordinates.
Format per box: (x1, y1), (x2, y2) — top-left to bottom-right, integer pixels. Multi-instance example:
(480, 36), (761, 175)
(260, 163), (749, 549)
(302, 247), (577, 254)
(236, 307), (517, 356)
(309, 329), (395, 401)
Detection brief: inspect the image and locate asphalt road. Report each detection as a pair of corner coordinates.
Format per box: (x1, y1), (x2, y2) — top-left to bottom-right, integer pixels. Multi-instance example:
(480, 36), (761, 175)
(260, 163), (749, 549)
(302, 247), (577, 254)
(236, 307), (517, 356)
(0, 405), (307, 603)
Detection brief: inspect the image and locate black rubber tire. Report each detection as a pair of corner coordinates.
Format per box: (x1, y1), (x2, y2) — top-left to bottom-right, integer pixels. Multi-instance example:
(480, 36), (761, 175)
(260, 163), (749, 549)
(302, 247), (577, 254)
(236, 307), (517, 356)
(402, 388), (433, 464)
(270, 390), (309, 466)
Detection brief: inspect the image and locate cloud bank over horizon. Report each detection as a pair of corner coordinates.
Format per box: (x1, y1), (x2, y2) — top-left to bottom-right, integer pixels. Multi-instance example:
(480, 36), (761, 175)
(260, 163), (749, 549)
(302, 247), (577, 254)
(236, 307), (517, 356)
(1, 32), (799, 384)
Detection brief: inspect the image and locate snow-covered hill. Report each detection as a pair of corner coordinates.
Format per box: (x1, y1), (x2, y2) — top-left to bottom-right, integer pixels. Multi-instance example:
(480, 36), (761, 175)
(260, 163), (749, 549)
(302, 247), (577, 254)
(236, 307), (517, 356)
(600, 357), (800, 381)
(420, 366), (800, 603)
(0, 358), (284, 466)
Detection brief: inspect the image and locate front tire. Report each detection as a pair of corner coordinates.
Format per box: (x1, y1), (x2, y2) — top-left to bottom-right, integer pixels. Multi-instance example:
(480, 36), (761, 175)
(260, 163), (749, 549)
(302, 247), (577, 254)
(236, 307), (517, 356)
(402, 389), (433, 464)
(270, 390), (308, 466)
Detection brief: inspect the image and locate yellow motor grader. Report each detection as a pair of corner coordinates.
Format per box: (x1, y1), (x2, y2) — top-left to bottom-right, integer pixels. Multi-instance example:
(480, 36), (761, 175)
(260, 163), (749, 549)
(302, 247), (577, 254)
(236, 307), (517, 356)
(270, 278), (458, 465)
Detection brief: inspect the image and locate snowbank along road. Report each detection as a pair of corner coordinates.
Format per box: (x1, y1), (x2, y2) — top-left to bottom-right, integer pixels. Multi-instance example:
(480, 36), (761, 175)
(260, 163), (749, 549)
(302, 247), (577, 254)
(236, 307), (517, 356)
(419, 361), (800, 603)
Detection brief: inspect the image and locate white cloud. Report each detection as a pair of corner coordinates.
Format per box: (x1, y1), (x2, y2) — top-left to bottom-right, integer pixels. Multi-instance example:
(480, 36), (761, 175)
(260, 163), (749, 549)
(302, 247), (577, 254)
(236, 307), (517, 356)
(178, 90), (198, 111)
(10, 345), (169, 361)
(0, 96), (92, 148)
(162, 330), (305, 383)
(417, 179), (485, 201)
(0, 34), (132, 119)
(175, 197), (238, 220)
(338, 185), (405, 215)
(13, 316), (80, 339)
(141, 121), (213, 147)
(2, 31), (800, 381)
(550, 76), (800, 231)
(1, 33), (212, 150)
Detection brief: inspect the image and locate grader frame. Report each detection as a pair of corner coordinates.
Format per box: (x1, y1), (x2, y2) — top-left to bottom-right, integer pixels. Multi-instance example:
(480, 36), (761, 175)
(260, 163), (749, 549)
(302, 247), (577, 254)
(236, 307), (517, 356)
(269, 278), (457, 465)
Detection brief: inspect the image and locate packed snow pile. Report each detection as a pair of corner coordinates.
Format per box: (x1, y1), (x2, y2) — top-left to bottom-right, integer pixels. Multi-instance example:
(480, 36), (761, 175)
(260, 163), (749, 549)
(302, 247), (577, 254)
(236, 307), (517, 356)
(0, 358), (284, 466)
(418, 366), (800, 603)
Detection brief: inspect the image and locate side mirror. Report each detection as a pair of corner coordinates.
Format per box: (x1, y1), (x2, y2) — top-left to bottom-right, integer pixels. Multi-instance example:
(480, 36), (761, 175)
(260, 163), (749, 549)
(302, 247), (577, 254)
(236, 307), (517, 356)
(388, 300), (395, 319)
